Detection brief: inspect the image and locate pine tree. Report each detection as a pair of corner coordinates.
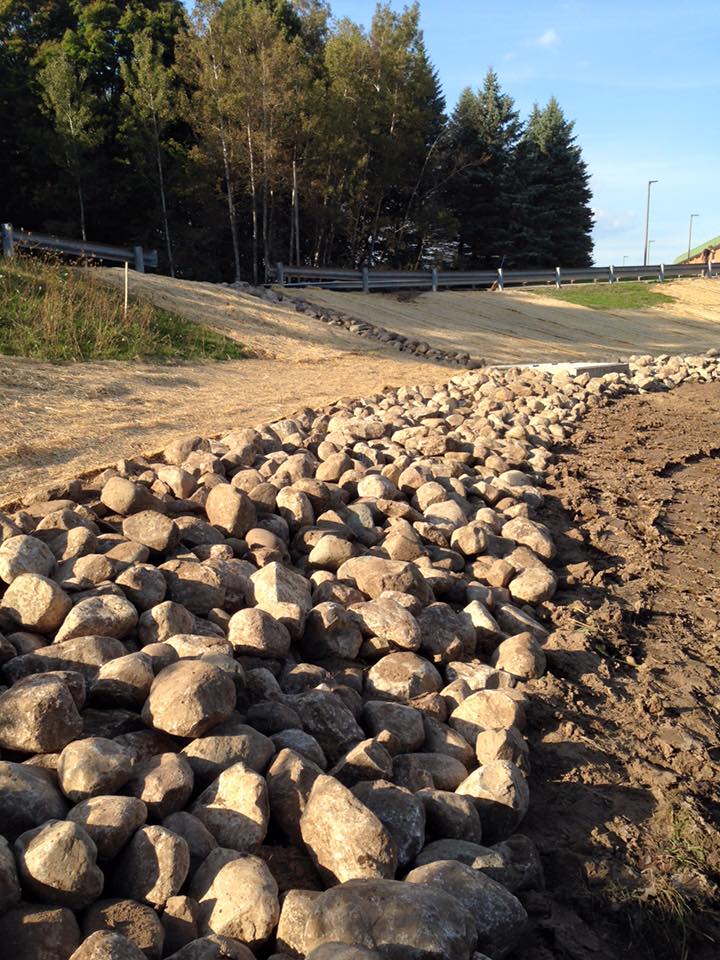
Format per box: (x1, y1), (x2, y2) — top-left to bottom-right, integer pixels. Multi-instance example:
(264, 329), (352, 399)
(38, 45), (100, 240)
(121, 29), (180, 276)
(514, 98), (594, 267)
(445, 69), (521, 268)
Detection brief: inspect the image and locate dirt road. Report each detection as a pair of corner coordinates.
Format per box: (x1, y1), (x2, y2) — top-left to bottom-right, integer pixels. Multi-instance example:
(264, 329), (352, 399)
(516, 382), (720, 960)
(298, 278), (720, 364)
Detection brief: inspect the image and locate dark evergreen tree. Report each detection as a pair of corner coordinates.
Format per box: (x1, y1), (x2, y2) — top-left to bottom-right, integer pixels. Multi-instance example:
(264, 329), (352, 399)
(513, 97), (594, 267)
(445, 69), (521, 268)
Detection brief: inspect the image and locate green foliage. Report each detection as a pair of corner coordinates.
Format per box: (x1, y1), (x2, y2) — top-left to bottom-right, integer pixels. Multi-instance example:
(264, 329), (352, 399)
(0, 257), (249, 361)
(2, 0), (595, 280)
(538, 281), (676, 310)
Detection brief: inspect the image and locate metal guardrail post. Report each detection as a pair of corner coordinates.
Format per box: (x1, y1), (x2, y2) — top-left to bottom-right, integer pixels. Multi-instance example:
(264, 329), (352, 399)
(361, 266), (369, 293)
(133, 246), (145, 273)
(431, 268), (438, 292)
(609, 265), (614, 284)
(497, 267), (504, 291)
(659, 263), (665, 282)
(276, 262), (284, 285)
(1, 223), (14, 258)
(555, 266), (561, 289)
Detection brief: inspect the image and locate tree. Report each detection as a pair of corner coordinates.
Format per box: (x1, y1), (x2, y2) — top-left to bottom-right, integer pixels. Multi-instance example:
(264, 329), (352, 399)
(121, 29), (179, 275)
(445, 69), (521, 268)
(514, 98), (594, 267)
(38, 45), (99, 240)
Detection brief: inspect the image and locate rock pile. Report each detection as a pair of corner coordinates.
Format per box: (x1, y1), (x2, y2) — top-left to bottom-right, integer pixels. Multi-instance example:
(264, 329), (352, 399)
(2, 351), (719, 960)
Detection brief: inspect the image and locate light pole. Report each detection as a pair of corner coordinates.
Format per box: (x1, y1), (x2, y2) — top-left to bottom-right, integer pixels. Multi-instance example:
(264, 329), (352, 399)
(687, 213), (699, 262)
(622, 255), (628, 266)
(643, 179), (658, 266)
(648, 240), (655, 262)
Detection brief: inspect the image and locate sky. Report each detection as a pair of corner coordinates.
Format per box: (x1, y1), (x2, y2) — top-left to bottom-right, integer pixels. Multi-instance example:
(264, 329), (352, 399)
(325, 0), (720, 266)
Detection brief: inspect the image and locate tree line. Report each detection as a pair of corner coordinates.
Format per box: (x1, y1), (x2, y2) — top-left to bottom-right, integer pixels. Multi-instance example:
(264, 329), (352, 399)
(1, 0), (595, 282)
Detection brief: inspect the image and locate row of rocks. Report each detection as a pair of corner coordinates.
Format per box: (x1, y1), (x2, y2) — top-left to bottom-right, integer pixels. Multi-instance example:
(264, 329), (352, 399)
(2, 348), (719, 960)
(221, 280), (478, 367)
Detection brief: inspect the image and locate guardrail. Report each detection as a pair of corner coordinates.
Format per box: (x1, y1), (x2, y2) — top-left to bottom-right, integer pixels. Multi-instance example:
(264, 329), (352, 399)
(275, 259), (715, 292)
(1, 223), (157, 272)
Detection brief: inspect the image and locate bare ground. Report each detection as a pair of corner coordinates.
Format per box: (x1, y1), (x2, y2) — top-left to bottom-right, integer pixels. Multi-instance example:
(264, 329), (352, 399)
(296, 278), (720, 364)
(514, 381), (720, 960)
(0, 271), (448, 506)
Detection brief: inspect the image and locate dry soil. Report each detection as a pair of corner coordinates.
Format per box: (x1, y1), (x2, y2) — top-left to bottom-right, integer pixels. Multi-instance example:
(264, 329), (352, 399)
(515, 381), (720, 960)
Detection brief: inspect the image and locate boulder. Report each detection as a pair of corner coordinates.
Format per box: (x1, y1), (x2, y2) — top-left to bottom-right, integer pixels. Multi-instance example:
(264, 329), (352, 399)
(68, 796), (148, 860)
(0, 534), (56, 583)
(250, 562), (312, 640)
(0, 674), (82, 753)
(58, 738), (134, 802)
(83, 899), (164, 960)
(0, 761), (69, 841)
(456, 761), (530, 841)
(14, 819), (104, 909)
(365, 653), (442, 703)
(351, 780), (425, 868)
(192, 762), (269, 851)
(142, 661), (236, 738)
(124, 753), (194, 820)
(0, 905), (81, 960)
(114, 826), (190, 907)
(1, 572), (71, 633)
(227, 608), (291, 659)
(181, 716), (275, 781)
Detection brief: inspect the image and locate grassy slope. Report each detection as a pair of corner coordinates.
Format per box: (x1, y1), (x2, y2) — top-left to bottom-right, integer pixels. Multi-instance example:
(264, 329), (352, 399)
(534, 280), (677, 310)
(0, 258), (251, 362)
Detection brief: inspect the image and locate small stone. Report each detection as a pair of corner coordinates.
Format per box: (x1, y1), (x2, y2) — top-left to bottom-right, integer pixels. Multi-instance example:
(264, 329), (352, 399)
(14, 819), (104, 909)
(0, 761), (68, 841)
(330, 739), (393, 787)
(336, 557), (431, 603)
(101, 478), (159, 516)
(288, 690), (364, 764)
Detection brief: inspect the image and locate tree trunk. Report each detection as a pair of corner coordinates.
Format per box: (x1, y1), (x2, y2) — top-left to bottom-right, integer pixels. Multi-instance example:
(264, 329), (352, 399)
(153, 116), (175, 278)
(77, 173), (87, 242)
(220, 127), (241, 283)
(246, 121), (258, 286)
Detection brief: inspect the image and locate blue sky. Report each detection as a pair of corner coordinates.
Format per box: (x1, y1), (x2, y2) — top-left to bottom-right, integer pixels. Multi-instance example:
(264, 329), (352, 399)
(328, 0), (719, 265)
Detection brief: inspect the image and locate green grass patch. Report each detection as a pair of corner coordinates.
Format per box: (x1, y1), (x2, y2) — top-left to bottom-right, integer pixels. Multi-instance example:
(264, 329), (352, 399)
(0, 257), (251, 362)
(534, 280), (677, 310)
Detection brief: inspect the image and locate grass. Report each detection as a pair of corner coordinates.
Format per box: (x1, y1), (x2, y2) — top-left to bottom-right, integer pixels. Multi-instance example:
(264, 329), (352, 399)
(534, 280), (677, 310)
(0, 256), (251, 362)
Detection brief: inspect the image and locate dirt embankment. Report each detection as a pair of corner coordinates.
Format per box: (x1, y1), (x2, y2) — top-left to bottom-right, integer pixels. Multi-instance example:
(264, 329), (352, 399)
(0, 271), (448, 507)
(518, 381), (720, 959)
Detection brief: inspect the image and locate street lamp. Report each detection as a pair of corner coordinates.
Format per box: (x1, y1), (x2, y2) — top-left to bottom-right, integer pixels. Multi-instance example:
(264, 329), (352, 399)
(687, 213), (699, 262)
(643, 180), (658, 266)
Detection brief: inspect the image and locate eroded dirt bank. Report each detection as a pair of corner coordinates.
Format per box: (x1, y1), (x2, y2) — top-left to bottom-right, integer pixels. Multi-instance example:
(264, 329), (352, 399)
(519, 381), (720, 959)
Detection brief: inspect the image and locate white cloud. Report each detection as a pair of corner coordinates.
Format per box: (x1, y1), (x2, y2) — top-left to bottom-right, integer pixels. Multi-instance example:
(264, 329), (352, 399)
(535, 28), (559, 48)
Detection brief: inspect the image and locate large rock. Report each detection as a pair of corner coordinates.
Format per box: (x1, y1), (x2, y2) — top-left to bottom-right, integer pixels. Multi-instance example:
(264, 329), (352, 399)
(1, 572), (71, 632)
(0, 675), (82, 753)
(69, 931), (147, 960)
(124, 753), (194, 820)
(164, 936), (254, 959)
(0, 761), (69, 841)
(161, 562), (225, 617)
(14, 819), (104, 909)
(417, 789), (483, 844)
(456, 760), (530, 841)
(349, 597), (421, 651)
(501, 517), (555, 560)
(351, 780), (425, 868)
(0, 835), (21, 913)
(58, 737), (134, 802)
(302, 878), (477, 960)
(288, 690), (364, 764)
(83, 899), (164, 960)
(362, 701), (425, 753)
(301, 602), (363, 659)
(0, 905), (81, 960)
(405, 859), (527, 958)
(114, 826), (190, 907)
(250, 562), (312, 640)
(56, 595), (139, 643)
(101, 478), (159, 516)
(0, 534), (56, 583)
(266, 748), (323, 847)
(336, 557), (431, 603)
(365, 653), (442, 703)
(490, 632), (546, 680)
(142, 661), (236, 737)
(299, 775), (398, 885)
(68, 796), (148, 860)
(205, 485), (256, 538)
(449, 690), (525, 745)
(191, 762), (269, 851)
(227, 608), (291, 659)
(181, 716), (275, 781)
(189, 848), (279, 949)
(122, 513), (179, 554)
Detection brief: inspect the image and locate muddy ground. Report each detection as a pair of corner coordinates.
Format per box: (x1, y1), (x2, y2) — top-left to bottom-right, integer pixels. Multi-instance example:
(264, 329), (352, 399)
(515, 381), (720, 959)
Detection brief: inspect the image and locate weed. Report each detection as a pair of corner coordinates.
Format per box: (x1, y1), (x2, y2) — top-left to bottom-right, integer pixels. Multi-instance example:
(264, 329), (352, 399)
(533, 280), (677, 310)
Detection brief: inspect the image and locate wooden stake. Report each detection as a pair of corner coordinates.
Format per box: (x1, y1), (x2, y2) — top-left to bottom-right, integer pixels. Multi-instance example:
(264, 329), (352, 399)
(124, 261), (129, 318)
